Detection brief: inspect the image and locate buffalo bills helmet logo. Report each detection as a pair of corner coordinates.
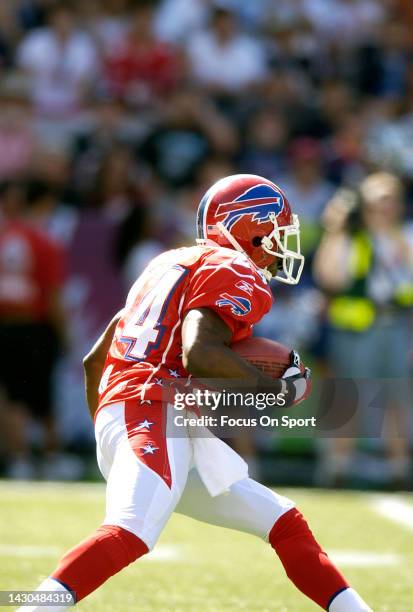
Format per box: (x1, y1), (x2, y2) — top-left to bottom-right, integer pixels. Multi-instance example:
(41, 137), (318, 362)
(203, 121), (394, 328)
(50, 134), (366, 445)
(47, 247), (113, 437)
(216, 184), (284, 231)
(216, 293), (252, 316)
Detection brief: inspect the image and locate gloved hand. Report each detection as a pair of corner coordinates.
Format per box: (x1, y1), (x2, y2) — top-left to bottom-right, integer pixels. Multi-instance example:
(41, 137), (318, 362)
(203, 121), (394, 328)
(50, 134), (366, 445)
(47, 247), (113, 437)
(281, 350), (311, 405)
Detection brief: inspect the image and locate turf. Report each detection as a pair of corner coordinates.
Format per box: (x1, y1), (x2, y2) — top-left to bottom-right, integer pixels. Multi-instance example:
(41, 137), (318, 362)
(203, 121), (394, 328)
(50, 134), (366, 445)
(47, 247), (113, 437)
(0, 482), (412, 611)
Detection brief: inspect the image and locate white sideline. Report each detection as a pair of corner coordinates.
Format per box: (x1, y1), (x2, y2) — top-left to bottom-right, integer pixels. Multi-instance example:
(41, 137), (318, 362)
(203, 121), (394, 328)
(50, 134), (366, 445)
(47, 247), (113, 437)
(0, 545), (60, 558)
(371, 496), (413, 531)
(145, 545), (182, 562)
(0, 544), (181, 562)
(0, 543), (395, 566)
(329, 551), (400, 567)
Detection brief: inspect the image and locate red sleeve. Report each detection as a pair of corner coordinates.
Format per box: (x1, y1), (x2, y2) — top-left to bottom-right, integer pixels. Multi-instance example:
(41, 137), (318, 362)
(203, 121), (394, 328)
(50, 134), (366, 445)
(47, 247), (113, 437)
(183, 259), (272, 340)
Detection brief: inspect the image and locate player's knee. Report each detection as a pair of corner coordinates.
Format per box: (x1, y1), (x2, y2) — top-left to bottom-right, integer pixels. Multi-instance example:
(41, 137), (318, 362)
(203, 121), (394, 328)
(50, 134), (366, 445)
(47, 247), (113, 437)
(268, 507), (327, 574)
(96, 525), (150, 565)
(269, 507), (316, 551)
(54, 524), (149, 581)
(51, 525), (150, 603)
(104, 519), (157, 552)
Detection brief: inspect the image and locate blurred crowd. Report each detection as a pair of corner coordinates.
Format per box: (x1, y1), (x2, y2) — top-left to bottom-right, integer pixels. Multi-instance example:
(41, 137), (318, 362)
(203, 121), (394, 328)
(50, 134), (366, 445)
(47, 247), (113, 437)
(0, 0), (413, 486)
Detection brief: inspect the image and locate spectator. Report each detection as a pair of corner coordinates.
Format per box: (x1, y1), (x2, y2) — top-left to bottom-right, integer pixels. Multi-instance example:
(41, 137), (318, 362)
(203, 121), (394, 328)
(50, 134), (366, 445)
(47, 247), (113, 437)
(115, 205), (164, 289)
(80, 0), (130, 51)
(313, 173), (413, 487)
(280, 138), (334, 223)
(31, 148), (77, 206)
(186, 8), (267, 95)
(239, 108), (288, 177)
(301, 0), (384, 48)
(325, 112), (367, 186)
(154, 0), (209, 44)
(139, 88), (238, 188)
(356, 16), (412, 100)
(265, 20), (323, 88)
(25, 177), (78, 247)
(0, 79), (35, 180)
(71, 96), (142, 198)
(104, 1), (182, 108)
(317, 81), (357, 137)
(17, 2), (98, 120)
(378, 18), (412, 99)
(89, 146), (144, 221)
(365, 100), (413, 185)
(18, 0), (49, 32)
(0, 2), (17, 69)
(0, 180), (67, 479)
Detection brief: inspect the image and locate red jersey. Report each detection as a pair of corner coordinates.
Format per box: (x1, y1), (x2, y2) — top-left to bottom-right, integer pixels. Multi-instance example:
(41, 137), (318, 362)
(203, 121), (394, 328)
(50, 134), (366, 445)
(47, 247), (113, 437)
(0, 221), (65, 321)
(98, 245), (273, 411)
(105, 39), (179, 98)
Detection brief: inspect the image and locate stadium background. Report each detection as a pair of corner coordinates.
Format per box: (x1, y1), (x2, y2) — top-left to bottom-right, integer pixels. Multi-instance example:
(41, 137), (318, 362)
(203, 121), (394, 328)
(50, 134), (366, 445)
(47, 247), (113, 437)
(0, 0), (413, 491)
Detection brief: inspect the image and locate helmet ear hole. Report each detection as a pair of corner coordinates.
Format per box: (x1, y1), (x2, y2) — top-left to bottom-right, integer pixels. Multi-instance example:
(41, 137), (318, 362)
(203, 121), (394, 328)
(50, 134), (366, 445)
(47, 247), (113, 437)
(252, 236), (263, 247)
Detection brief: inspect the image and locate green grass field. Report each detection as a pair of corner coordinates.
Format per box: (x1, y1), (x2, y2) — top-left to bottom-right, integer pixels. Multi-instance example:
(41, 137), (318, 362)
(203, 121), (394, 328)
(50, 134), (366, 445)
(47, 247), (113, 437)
(0, 482), (412, 611)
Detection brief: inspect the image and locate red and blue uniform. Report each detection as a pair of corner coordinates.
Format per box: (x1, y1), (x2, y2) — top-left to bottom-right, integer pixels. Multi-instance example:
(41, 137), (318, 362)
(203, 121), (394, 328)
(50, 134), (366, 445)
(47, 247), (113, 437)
(98, 244), (272, 410)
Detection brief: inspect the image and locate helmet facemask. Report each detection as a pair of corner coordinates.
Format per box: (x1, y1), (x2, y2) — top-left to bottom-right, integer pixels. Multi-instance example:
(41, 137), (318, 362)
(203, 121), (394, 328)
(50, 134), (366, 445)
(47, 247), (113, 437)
(216, 212), (304, 285)
(260, 213), (304, 284)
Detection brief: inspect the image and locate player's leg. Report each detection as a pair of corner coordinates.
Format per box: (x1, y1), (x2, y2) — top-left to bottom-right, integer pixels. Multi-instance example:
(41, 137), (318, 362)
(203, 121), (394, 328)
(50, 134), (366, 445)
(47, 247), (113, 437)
(20, 402), (192, 611)
(176, 470), (371, 611)
(0, 322), (36, 478)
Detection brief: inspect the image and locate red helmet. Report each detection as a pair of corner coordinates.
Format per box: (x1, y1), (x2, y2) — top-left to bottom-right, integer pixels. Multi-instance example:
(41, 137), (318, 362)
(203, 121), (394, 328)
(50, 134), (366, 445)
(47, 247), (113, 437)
(196, 174), (304, 284)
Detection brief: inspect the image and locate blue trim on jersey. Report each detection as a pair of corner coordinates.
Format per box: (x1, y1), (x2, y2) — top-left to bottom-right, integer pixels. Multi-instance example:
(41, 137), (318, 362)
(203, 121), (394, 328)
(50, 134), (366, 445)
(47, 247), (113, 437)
(327, 586), (349, 610)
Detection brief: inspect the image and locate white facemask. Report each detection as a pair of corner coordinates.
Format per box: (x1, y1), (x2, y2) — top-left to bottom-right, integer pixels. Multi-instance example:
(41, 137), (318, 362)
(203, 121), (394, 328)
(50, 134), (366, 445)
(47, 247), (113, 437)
(215, 213), (305, 285)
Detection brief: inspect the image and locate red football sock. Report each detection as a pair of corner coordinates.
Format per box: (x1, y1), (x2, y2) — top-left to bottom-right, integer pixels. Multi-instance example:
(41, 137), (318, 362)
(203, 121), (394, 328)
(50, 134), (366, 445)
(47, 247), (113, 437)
(269, 508), (349, 610)
(51, 525), (149, 602)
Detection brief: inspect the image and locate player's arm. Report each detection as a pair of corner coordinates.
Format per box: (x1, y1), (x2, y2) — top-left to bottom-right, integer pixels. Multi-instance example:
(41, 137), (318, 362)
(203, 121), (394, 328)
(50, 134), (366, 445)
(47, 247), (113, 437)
(83, 310), (124, 418)
(182, 308), (300, 403)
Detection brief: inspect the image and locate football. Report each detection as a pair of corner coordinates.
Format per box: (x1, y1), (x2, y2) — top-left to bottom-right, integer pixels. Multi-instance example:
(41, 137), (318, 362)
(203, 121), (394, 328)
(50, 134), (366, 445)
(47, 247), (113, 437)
(231, 336), (303, 379)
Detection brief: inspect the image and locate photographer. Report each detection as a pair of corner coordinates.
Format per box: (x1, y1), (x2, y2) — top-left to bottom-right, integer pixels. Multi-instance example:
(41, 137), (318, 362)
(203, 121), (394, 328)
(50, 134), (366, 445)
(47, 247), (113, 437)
(314, 172), (413, 487)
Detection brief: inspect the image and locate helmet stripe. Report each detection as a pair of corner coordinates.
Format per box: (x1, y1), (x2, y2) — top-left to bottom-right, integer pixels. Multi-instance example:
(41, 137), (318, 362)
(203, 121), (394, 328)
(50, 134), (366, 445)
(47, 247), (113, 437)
(196, 179), (224, 238)
(196, 189), (211, 239)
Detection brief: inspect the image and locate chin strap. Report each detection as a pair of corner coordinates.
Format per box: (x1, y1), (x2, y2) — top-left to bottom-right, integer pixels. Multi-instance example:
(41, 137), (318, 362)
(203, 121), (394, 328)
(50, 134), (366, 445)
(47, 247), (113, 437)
(215, 221), (273, 281)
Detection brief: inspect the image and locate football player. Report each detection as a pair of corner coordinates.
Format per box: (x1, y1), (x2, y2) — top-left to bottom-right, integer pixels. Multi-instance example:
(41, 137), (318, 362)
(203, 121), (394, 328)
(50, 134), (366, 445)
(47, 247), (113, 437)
(21, 175), (372, 611)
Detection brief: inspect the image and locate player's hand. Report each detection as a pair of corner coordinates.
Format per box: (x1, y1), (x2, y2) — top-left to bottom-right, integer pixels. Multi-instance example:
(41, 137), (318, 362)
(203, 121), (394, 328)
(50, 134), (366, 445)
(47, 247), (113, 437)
(281, 350), (311, 405)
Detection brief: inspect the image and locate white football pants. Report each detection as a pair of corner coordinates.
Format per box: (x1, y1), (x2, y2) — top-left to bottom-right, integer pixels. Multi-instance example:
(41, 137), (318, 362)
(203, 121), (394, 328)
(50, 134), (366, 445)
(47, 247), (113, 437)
(95, 401), (295, 549)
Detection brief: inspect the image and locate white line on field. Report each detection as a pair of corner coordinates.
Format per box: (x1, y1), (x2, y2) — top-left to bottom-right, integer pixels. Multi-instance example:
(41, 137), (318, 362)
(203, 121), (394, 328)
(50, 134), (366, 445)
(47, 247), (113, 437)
(329, 551), (400, 567)
(0, 542), (399, 568)
(371, 496), (413, 531)
(0, 544), (181, 562)
(0, 480), (105, 492)
(0, 545), (60, 558)
(144, 545), (182, 562)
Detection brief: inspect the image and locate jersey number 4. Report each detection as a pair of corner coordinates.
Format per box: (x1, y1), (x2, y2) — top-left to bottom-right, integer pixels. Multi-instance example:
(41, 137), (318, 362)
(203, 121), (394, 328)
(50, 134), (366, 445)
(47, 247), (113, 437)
(120, 264), (188, 360)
